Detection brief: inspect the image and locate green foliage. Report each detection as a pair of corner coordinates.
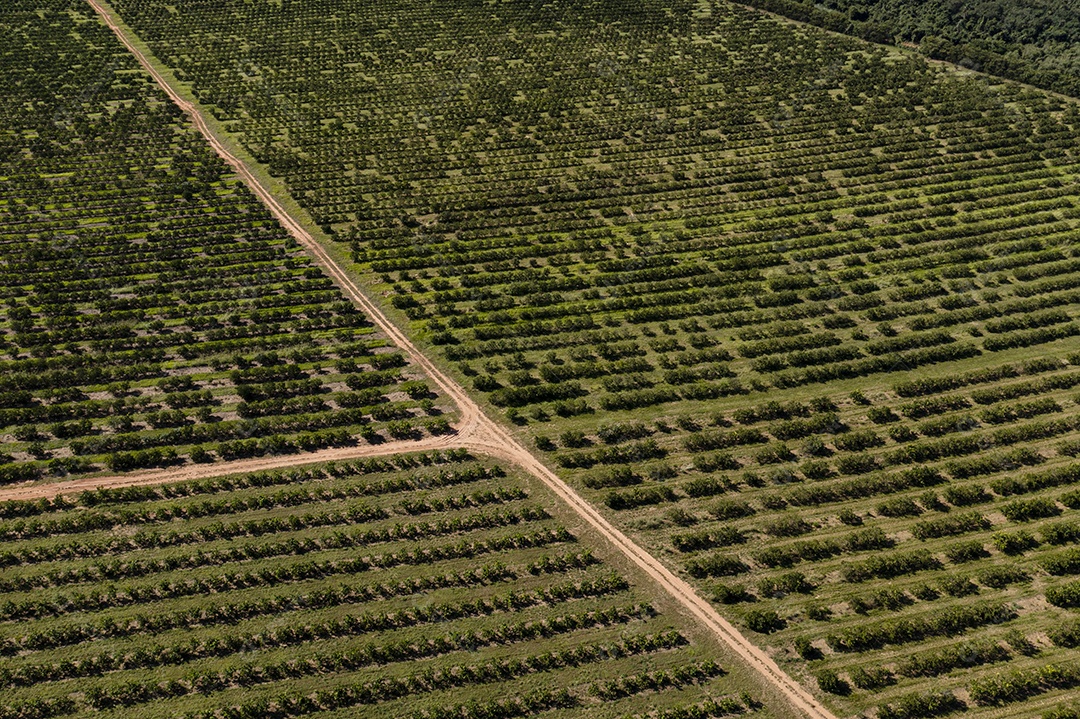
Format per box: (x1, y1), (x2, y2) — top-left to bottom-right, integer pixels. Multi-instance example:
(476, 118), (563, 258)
(673, 526), (746, 553)
(877, 690), (965, 719)
(742, 0), (1080, 97)
(685, 553), (750, 579)
(992, 530), (1040, 555)
(712, 583), (753, 605)
(849, 666), (894, 690)
(18, 0), (1080, 714)
(757, 571), (814, 597)
(1049, 621), (1080, 648)
(826, 603), (1013, 652)
(604, 485), (676, 510)
(743, 608), (786, 633)
(912, 512), (990, 540)
(969, 663), (1080, 705)
(1047, 581), (1080, 608)
(898, 641), (1011, 678)
(0, 455), (740, 716)
(760, 512), (814, 537)
(977, 565), (1030, 588)
(815, 669), (850, 696)
(1002, 497), (1062, 522)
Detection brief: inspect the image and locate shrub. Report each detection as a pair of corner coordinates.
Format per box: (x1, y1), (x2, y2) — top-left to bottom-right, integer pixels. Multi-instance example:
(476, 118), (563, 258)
(712, 583), (753, 604)
(582, 467), (641, 490)
(944, 541), (989, 563)
(1041, 547), (1080, 575)
(878, 691), (965, 719)
(842, 549), (942, 582)
(850, 587), (912, 614)
(12, 425), (42, 442)
(672, 527), (746, 553)
(599, 387), (679, 411)
(837, 507), (862, 525)
(835, 452), (879, 475)
(868, 407), (900, 423)
(105, 447), (180, 472)
(559, 429), (590, 448)
(490, 381), (587, 407)
(912, 512), (990, 540)
(827, 602), (1014, 652)
(1044, 708), (1080, 719)
(792, 636), (819, 659)
(969, 663), (1080, 705)
(755, 442), (795, 465)
(877, 497), (922, 517)
(992, 463), (1080, 497)
(1001, 497), (1061, 522)
(992, 530), (1039, 555)
(1049, 621), (1080, 648)
(898, 640), (1010, 678)
(604, 486), (676, 510)
(1049, 578), (1080, 608)
(757, 572), (813, 597)
(189, 446), (213, 464)
(899, 395), (970, 419)
(682, 428), (768, 453)
(709, 499), (755, 520)
(978, 566), (1030, 589)
(815, 669), (849, 696)
(943, 483), (990, 506)
(683, 476), (729, 498)
(596, 421), (651, 445)
(663, 508), (696, 529)
(849, 666), (894, 690)
(801, 436), (829, 456)
(50, 419), (93, 439)
(799, 459), (832, 480)
(692, 451), (741, 472)
(779, 539), (840, 567)
(834, 429), (884, 451)
(939, 575), (979, 597)
(743, 608), (785, 633)
(888, 425), (919, 443)
(551, 399), (592, 417)
(685, 553), (749, 578)
(760, 513), (813, 537)
(844, 527), (893, 552)
(1043, 521), (1080, 545)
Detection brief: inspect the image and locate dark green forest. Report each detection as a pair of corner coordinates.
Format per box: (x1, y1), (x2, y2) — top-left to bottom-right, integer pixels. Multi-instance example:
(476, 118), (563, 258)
(743, 0), (1080, 97)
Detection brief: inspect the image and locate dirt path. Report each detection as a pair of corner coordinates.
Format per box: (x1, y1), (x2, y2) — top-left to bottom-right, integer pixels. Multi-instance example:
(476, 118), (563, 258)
(0, 434), (463, 502)
(60, 4), (839, 717)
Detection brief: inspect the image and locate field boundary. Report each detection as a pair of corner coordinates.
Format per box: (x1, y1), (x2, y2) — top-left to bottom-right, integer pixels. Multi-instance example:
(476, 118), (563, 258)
(70, 2), (840, 716)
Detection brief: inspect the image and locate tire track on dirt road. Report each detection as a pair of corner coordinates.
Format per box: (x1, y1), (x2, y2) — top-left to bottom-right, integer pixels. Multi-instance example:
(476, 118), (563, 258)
(53, 4), (841, 717)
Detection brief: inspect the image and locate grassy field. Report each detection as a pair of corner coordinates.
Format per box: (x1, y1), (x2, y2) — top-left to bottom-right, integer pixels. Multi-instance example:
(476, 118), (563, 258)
(0, 451), (770, 719)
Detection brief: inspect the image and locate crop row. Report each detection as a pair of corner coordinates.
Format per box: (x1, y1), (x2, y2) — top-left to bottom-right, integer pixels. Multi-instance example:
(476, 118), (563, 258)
(0, 450), (751, 717)
(0, 3), (449, 478)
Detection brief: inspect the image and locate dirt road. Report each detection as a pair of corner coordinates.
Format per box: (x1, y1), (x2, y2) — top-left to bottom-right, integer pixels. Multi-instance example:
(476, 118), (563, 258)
(58, 4), (840, 717)
(0, 434), (464, 502)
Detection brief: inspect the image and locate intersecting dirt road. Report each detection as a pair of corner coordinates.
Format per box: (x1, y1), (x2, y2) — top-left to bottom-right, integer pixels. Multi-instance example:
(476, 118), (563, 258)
(22, 4), (841, 718)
